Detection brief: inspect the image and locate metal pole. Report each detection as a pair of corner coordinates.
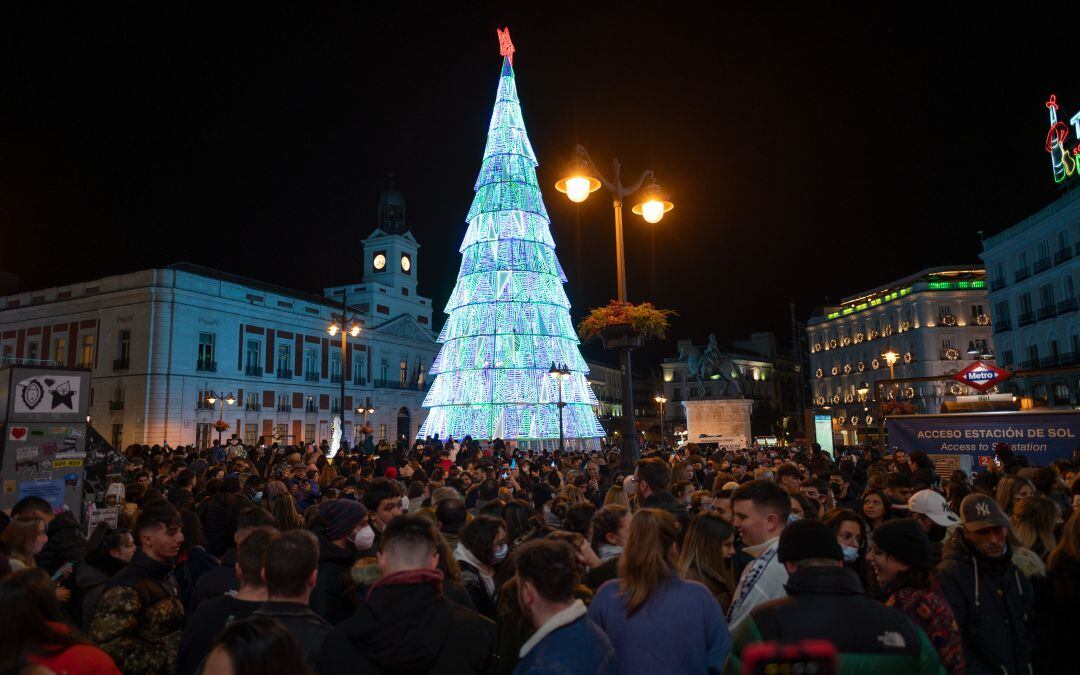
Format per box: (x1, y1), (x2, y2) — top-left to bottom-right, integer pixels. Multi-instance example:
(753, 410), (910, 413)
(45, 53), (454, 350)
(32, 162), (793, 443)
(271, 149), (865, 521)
(659, 399), (665, 448)
(339, 293), (347, 440)
(216, 399), (224, 444)
(558, 376), (565, 454)
(613, 176), (639, 471)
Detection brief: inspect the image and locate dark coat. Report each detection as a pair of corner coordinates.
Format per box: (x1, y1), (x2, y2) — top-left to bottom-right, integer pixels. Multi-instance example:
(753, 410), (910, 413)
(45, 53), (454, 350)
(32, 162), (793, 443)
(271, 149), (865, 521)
(457, 559), (498, 621)
(727, 566), (942, 674)
(37, 512), (88, 575)
(191, 548), (239, 610)
(642, 491), (690, 533)
(937, 531), (1034, 675)
(513, 613), (614, 675)
(89, 550), (185, 675)
(252, 601), (331, 670)
(316, 571), (496, 675)
(175, 595), (261, 675)
(310, 531), (357, 624)
(201, 492), (237, 557)
(1032, 557), (1080, 673)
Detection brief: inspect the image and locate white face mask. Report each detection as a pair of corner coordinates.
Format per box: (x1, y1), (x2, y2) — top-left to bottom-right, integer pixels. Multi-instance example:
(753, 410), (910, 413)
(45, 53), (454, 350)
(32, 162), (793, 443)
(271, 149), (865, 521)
(400, 495), (410, 511)
(353, 524), (375, 551)
(842, 545), (859, 563)
(493, 543), (509, 563)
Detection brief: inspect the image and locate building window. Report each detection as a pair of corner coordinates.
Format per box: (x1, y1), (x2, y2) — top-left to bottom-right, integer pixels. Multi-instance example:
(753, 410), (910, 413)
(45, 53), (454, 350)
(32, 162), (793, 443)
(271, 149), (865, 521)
(1019, 293), (1033, 315)
(1055, 383), (1069, 401)
(53, 337), (66, 365)
(305, 424), (315, 444)
(277, 393), (289, 411)
(195, 423), (211, 448)
(27, 340), (40, 362)
(380, 358), (389, 382)
(937, 304), (953, 321)
(277, 343), (292, 375)
(400, 359), (408, 386)
(80, 335), (94, 367)
(1064, 275), (1076, 300)
(111, 424), (123, 449)
(1040, 284), (1056, 309)
(1037, 240), (1050, 264)
(353, 353), (366, 385)
(304, 347), (318, 378)
(245, 339), (261, 369)
(1017, 250), (1028, 269)
(274, 423), (288, 442)
(198, 332), (215, 370)
(379, 423), (387, 440)
(245, 392), (260, 410)
(2, 343), (13, 364)
(673, 388), (682, 400)
(1027, 344), (1039, 365)
(330, 353), (342, 382)
(1002, 350), (1014, 367)
(994, 300), (1010, 321)
(376, 304), (390, 315)
(117, 329), (131, 363)
(402, 287), (409, 296)
(970, 305), (984, 321)
(244, 424), (257, 447)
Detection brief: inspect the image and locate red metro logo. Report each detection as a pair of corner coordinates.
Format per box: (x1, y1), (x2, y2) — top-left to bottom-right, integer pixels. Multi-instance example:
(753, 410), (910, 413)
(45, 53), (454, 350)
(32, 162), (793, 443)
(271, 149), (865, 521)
(954, 361), (1012, 393)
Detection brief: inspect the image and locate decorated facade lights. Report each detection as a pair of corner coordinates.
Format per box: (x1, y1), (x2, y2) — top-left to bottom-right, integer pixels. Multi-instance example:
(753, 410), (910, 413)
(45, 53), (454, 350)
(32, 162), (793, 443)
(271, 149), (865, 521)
(944, 347), (960, 361)
(899, 321), (911, 332)
(831, 366), (839, 376)
(882, 324), (894, 337)
(903, 351), (914, 364)
(857, 361), (866, 372)
(843, 363), (852, 374)
(940, 314), (957, 327)
(840, 336), (852, 347)
(854, 333), (865, 343)
(975, 314), (991, 326)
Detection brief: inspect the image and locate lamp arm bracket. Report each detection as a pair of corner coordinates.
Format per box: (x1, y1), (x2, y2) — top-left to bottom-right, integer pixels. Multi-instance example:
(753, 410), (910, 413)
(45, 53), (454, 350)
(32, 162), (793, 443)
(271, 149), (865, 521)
(622, 170), (655, 197)
(576, 144), (617, 193)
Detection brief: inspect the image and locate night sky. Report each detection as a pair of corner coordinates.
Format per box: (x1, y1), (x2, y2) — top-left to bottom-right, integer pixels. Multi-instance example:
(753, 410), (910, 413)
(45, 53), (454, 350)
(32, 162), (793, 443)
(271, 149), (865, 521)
(2, 5), (1077, 368)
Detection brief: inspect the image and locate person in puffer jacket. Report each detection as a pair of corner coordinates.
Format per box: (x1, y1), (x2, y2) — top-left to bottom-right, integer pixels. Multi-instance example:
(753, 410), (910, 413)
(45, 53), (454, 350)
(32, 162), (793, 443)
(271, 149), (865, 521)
(937, 494), (1033, 675)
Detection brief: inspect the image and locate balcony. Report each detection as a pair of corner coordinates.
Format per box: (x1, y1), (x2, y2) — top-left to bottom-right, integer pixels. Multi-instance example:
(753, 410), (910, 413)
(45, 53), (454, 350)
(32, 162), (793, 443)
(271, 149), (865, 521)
(1060, 352), (1080, 366)
(1017, 311), (1036, 327)
(353, 376), (368, 385)
(1034, 258), (1052, 274)
(374, 378), (426, 391)
(305, 371), (319, 382)
(1058, 297), (1079, 314)
(1037, 305), (1058, 321)
(1014, 267), (1031, 282)
(1019, 359), (1036, 370)
(1039, 355), (1062, 369)
(113, 358), (129, 371)
(245, 364), (264, 377)
(331, 405), (343, 414)
(304, 402), (318, 413)
(196, 359), (216, 373)
(276, 369), (293, 380)
(1056, 248), (1074, 265)
(990, 278), (1006, 291)
(244, 403), (262, 412)
(330, 374), (342, 384)
(276, 404), (292, 413)
(108, 400), (124, 411)
(995, 317), (1012, 332)
(195, 400), (213, 411)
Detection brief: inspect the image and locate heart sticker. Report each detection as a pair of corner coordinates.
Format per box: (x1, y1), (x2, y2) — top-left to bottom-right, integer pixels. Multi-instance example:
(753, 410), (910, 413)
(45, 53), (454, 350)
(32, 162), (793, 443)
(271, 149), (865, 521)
(9, 427), (28, 441)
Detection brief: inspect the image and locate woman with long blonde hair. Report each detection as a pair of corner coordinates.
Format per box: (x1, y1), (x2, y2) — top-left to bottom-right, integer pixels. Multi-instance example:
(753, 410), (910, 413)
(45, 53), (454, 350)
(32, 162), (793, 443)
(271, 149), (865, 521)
(603, 484), (630, 510)
(1011, 494), (1060, 560)
(587, 508), (731, 672)
(676, 512), (736, 611)
(995, 475), (1035, 515)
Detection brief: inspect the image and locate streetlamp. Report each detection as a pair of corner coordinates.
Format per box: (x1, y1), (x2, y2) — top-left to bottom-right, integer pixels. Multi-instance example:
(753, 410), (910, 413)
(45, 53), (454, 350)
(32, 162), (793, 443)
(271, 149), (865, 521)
(882, 348), (900, 380)
(549, 362), (571, 453)
(356, 404), (376, 435)
(205, 389), (236, 444)
(654, 395), (667, 448)
(857, 381), (870, 401)
(328, 293), (362, 448)
(556, 144), (674, 470)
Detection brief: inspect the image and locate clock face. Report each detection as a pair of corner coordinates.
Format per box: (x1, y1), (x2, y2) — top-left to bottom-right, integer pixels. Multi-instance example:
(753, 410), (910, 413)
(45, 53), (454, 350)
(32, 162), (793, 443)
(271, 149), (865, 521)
(373, 254), (386, 270)
(401, 255), (411, 272)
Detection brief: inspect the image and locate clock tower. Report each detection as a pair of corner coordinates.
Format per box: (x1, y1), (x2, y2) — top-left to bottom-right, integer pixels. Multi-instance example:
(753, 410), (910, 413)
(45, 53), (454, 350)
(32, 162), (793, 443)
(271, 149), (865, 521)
(332, 184), (433, 330)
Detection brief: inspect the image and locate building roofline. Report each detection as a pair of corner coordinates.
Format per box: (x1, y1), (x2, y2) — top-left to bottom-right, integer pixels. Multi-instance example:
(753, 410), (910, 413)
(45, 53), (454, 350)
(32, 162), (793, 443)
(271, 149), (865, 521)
(981, 187), (1080, 251)
(166, 262), (345, 309)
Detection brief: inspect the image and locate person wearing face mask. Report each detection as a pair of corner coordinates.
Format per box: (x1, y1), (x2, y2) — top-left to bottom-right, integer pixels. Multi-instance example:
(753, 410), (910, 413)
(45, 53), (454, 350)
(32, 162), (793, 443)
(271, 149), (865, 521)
(454, 514), (508, 620)
(310, 499), (371, 624)
(864, 518), (964, 673)
(586, 505), (631, 590)
(356, 478), (405, 557)
(822, 508), (876, 597)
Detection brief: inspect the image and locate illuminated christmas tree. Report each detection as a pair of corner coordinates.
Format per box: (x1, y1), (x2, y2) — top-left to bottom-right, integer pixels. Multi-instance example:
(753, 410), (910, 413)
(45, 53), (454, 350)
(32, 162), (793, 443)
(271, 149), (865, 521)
(417, 29), (605, 442)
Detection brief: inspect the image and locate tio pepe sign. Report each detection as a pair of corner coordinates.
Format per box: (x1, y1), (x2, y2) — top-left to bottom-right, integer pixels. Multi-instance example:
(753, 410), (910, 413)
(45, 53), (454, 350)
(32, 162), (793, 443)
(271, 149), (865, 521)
(953, 361), (1011, 393)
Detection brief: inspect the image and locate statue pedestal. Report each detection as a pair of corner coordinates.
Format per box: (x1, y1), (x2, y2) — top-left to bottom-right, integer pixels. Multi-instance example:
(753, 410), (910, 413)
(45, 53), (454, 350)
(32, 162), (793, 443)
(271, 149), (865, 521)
(682, 399), (753, 448)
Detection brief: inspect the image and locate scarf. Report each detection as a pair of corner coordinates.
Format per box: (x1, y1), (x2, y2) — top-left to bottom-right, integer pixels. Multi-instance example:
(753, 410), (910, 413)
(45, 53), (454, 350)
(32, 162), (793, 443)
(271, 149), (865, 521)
(454, 542), (495, 597)
(597, 544), (623, 562)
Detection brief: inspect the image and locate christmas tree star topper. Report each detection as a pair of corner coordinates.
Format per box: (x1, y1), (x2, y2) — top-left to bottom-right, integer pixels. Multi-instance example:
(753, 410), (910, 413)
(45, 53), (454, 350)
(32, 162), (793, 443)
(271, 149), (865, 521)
(497, 27), (514, 65)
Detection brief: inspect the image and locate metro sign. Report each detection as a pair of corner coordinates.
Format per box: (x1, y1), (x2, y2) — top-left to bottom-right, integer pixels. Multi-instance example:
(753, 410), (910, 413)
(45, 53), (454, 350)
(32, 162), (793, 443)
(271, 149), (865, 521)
(954, 361), (1012, 393)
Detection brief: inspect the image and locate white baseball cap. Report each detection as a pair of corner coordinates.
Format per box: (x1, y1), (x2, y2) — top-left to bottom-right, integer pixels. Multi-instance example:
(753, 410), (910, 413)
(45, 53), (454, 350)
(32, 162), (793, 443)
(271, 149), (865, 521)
(900, 489), (961, 527)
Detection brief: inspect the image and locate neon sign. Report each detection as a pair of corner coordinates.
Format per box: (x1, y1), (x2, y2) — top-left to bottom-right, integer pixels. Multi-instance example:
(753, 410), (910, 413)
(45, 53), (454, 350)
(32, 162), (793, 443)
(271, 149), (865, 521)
(1045, 94), (1080, 183)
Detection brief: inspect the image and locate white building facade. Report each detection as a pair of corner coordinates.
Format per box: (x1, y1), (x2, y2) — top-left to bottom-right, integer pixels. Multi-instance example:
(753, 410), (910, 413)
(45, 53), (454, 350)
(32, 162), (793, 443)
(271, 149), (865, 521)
(981, 188), (1080, 404)
(806, 266), (993, 442)
(0, 190), (440, 449)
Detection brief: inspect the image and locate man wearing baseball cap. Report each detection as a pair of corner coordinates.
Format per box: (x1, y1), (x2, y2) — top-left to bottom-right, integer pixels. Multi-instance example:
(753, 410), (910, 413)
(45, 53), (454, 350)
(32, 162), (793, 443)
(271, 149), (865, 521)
(938, 493), (1033, 675)
(894, 489), (959, 565)
(727, 520), (942, 674)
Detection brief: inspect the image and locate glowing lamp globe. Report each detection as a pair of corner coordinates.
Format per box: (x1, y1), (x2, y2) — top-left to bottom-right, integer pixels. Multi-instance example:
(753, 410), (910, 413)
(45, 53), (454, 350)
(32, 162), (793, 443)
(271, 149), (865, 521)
(631, 179), (673, 223)
(639, 200), (667, 223)
(555, 174), (601, 203)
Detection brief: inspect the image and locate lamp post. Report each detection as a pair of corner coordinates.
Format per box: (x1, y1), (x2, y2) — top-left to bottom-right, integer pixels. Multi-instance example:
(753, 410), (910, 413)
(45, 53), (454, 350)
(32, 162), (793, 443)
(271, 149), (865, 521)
(882, 348), (900, 380)
(328, 293), (362, 447)
(654, 395), (667, 448)
(356, 405), (376, 437)
(549, 362), (571, 453)
(856, 382), (869, 445)
(205, 390), (236, 444)
(556, 145), (673, 470)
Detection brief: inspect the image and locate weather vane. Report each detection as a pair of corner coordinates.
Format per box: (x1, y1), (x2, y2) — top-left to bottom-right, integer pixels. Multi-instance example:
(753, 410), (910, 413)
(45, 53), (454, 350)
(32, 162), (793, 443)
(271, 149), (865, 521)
(497, 27), (514, 65)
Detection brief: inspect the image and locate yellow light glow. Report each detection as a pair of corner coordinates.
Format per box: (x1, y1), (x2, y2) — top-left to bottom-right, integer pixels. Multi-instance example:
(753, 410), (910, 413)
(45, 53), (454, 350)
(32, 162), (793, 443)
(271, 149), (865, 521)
(882, 350), (899, 366)
(328, 324), (339, 336)
(640, 200), (666, 223)
(349, 324), (361, 337)
(564, 176), (593, 203)
(225, 395), (236, 405)
(206, 396), (217, 404)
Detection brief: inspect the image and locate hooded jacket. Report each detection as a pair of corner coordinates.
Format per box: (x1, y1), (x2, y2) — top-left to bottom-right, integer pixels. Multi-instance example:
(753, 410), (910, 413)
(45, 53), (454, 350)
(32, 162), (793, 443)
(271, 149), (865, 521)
(37, 512), (88, 575)
(89, 550), (185, 675)
(316, 569), (497, 675)
(726, 565), (942, 675)
(937, 531), (1034, 675)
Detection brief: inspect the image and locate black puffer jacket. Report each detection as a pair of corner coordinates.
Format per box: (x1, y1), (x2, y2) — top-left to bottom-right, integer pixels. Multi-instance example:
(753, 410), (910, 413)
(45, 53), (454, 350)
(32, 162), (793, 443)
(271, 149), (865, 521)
(201, 492), (237, 557)
(937, 531), (1034, 675)
(317, 570), (496, 675)
(310, 531), (357, 625)
(37, 512), (87, 574)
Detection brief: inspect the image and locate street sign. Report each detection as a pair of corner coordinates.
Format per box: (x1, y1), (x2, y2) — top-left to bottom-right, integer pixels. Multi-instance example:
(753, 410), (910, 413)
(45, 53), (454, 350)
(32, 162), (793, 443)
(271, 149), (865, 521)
(953, 361), (1012, 393)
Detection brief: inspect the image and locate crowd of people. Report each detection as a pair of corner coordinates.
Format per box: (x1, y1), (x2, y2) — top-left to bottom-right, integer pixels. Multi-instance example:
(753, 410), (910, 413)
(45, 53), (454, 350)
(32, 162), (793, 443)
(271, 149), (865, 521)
(1, 431), (1078, 674)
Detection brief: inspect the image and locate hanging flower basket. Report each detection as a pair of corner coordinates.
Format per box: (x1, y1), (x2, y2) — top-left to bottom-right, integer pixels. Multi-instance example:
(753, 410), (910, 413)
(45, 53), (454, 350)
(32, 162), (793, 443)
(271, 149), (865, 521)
(213, 420), (229, 432)
(578, 301), (675, 349)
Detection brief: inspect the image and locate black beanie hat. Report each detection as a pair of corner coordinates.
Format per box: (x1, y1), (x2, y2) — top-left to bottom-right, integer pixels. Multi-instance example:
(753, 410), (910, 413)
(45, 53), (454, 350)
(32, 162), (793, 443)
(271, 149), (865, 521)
(871, 518), (931, 568)
(777, 519), (843, 563)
